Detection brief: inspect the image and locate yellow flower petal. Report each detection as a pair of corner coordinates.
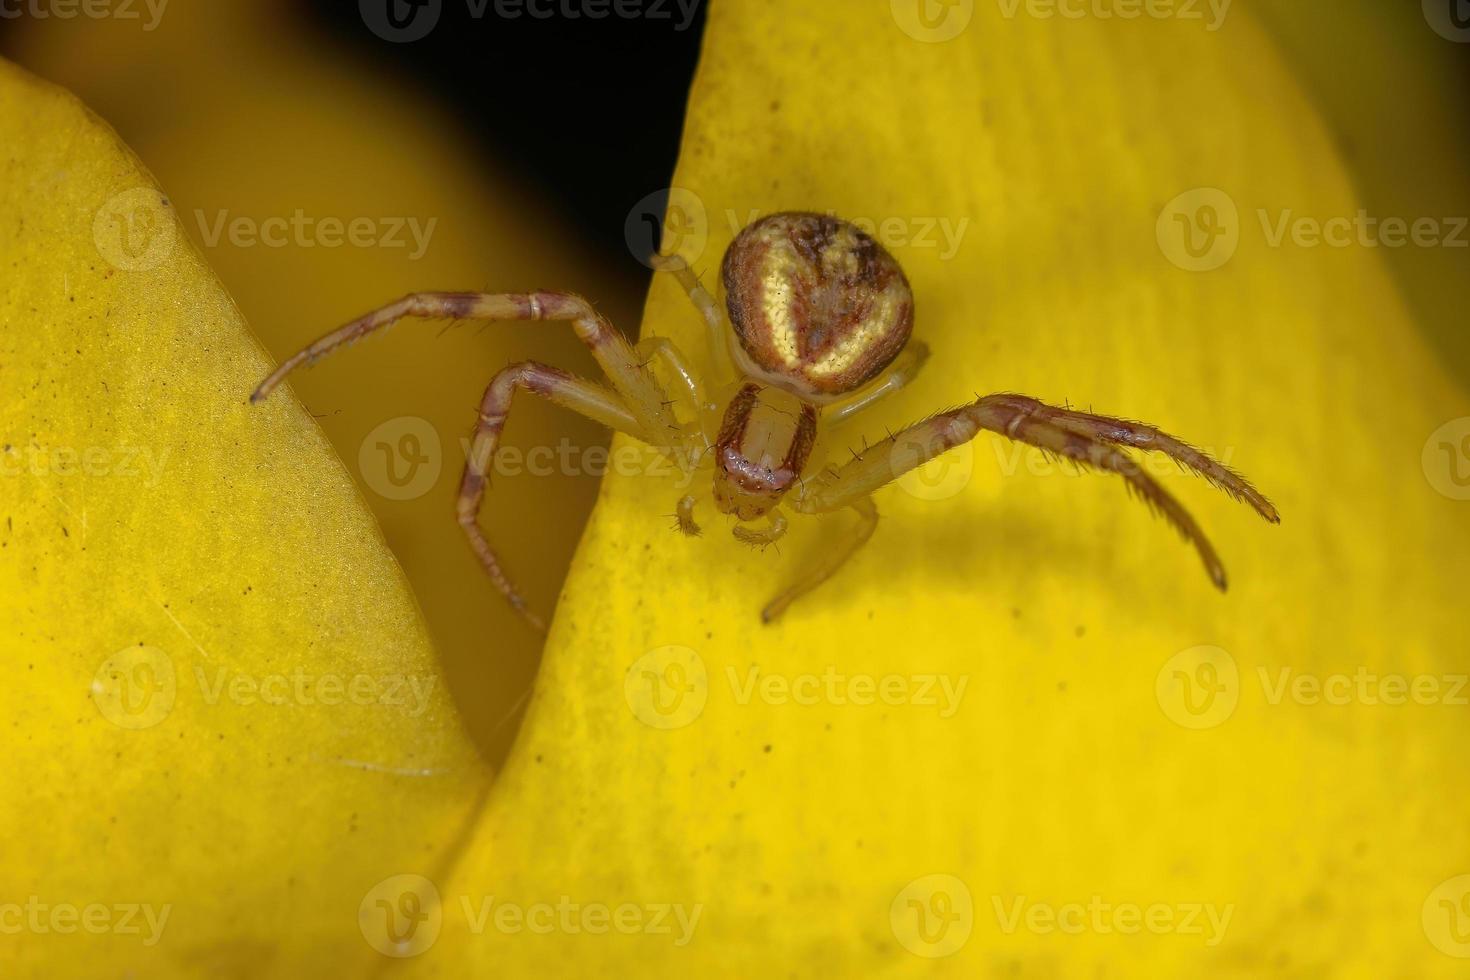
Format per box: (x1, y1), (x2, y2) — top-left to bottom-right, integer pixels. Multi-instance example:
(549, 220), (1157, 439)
(405, 1), (1470, 975)
(4, 0), (642, 766)
(0, 61), (487, 976)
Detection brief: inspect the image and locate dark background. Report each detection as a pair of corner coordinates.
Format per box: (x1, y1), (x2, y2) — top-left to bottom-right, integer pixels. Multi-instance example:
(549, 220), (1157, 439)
(303, 0), (708, 270)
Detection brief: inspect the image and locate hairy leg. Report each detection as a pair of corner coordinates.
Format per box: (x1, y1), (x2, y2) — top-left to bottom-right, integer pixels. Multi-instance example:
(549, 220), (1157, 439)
(636, 335), (707, 437)
(649, 253), (730, 377)
(732, 507), (789, 546)
(763, 498), (878, 624)
(673, 494), (701, 537)
(795, 394), (1278, 591)
(251, 290), (691, 457)
(983, 394), (1279, 521)
(459, 360), (641, 632)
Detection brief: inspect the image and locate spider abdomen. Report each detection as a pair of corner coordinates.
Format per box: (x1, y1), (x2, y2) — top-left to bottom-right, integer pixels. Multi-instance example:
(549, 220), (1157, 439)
(721, 211), (913, 401)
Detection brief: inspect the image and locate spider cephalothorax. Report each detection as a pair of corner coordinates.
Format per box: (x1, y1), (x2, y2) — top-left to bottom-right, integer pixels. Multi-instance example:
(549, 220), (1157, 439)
(253, 210), (1278, 630)
(712, 382), (816, 520)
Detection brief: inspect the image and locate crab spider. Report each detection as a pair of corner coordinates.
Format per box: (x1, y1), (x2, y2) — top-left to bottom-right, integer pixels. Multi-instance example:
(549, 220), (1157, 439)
(252, 211), (1278, 631)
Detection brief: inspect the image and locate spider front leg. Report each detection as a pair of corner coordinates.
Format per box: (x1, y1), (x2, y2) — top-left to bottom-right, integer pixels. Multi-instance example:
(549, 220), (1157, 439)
(761, 497), (878, 624)
(636, 335), (709, 446)
(795, 394), (1278, 592)
(252, 289), (692, 631)
(458, 361), (647, 632)
(251, 290), (691, 457)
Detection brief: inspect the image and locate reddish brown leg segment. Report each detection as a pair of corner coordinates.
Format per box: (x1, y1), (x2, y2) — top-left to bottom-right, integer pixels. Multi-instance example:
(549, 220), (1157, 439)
(795, 393), (1278, 592)
(251, 290), (699, 631)
(458, 361), (638, 633)
(986, 395), (1280, 522)
(250, 290), (689, 455)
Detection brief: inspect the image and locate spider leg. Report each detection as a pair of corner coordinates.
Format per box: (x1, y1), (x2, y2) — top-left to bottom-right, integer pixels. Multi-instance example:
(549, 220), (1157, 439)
(250, 290), (692, 459)
(794, 394), (1278, 591)
(732, 507), (789, 546)
(824, 340), (931, 426)
(459, 361), (645, 633)
(762, 498), (878, 624)
(636, 335), (708, 441)
(649, 253), (730, 377)
(674, 494), (701, 537)
(982, 394), (1279, 522)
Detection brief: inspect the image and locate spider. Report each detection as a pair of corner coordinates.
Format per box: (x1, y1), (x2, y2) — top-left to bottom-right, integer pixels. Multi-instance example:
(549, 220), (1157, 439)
(251, 211), (1279, 631)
